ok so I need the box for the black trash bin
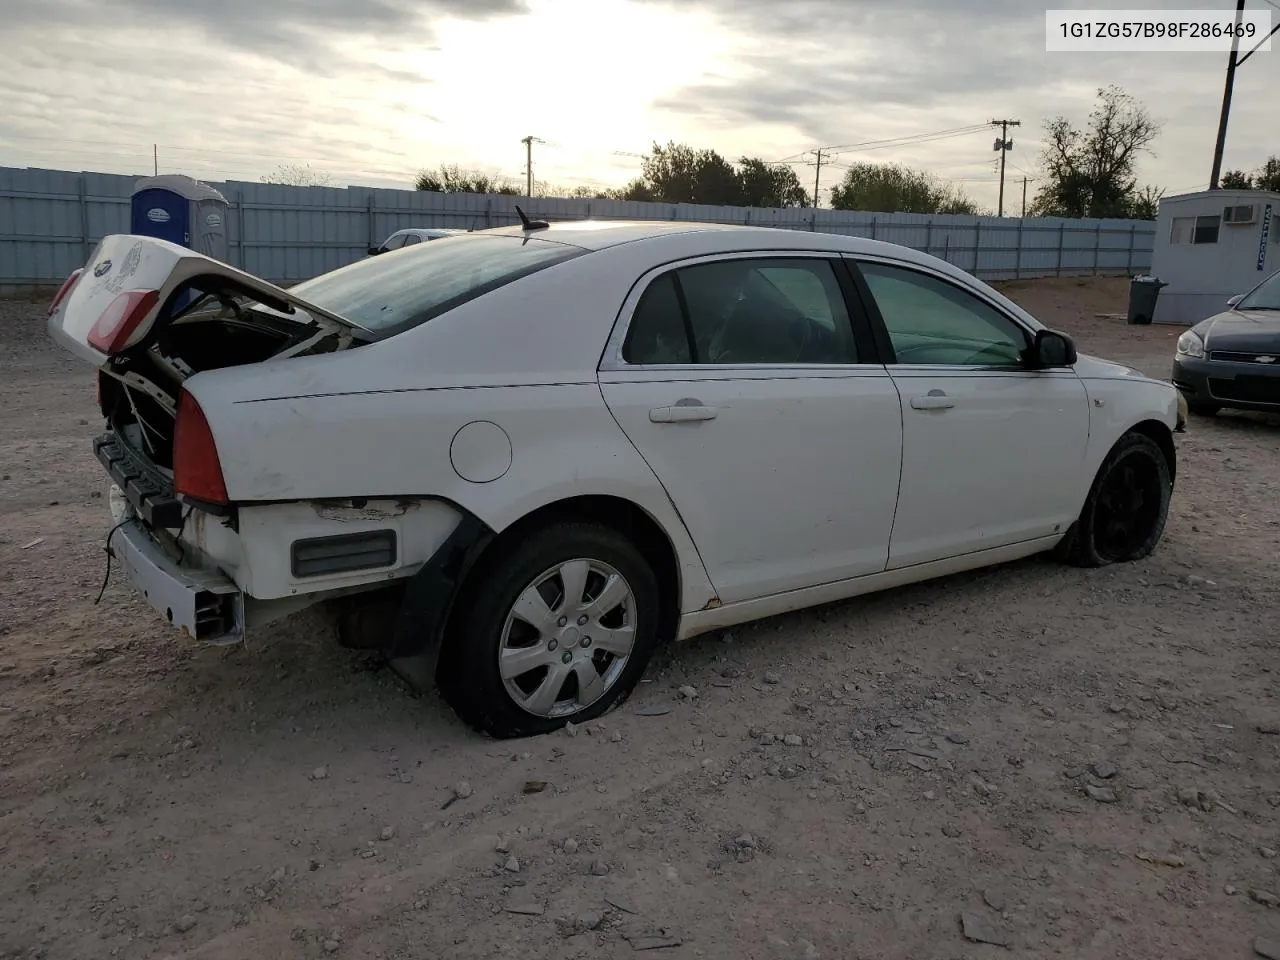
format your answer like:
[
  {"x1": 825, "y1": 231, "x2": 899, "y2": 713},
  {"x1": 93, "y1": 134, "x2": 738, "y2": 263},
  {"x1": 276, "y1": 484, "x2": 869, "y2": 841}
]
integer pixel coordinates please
[{"x1": 1127, "y1": 275, "x2": 1167, "y2": 325}]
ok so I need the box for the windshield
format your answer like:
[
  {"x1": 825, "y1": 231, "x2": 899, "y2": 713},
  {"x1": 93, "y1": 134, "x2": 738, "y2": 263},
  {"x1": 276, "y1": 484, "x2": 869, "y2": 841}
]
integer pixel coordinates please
[
  {"x1": 1238, "y1": 269, "x2": 1280, "y2": 311},
  {"x1": 289, "y1": 234, "x2": 584, "y2": 336}
]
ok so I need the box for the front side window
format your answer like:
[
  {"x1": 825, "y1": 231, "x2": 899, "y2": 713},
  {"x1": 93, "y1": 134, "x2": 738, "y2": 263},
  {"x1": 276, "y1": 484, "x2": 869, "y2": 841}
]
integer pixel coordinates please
[
  {"x1": 623, "y1": 257, "x2": 857, "y2": 365},
  {"x1": 400, "y1": 234, "x2": 423, "y2": 247},
  {"x1": 291, "y1": 234, "x2": 583, "y2": 337},
  {"x1": 857, "y1": 261, "x2": 1028, "y2": 367}
]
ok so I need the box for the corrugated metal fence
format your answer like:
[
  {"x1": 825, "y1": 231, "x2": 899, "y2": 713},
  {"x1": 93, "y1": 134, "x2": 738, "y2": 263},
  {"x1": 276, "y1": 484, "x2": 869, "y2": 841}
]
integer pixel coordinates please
[{"x1": 0, "y1": 166, "x2": 1156, "y2": 291}]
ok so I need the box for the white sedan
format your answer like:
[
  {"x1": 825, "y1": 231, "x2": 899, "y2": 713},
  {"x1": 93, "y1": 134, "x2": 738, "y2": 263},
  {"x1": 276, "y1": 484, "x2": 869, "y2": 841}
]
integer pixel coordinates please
[{"x1": 47, "y1": 218, "x2": 1178, "y2": 738}]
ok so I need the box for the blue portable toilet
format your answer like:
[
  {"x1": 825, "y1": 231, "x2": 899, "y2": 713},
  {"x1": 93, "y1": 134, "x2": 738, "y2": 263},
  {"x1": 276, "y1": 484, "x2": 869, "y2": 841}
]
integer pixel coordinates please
[{"x1": 130, "y1": 174, "x2": 229, "y2": 263}]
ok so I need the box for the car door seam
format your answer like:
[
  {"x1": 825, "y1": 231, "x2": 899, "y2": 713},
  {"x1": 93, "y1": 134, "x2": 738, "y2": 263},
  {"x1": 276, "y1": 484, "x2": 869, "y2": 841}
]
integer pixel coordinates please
[
  {"x1": 883, "y1": 370, "x2": 907, "y2": 574},
  {"x1": 592, "y1": 379, "x2": 721, "y2": 602}
]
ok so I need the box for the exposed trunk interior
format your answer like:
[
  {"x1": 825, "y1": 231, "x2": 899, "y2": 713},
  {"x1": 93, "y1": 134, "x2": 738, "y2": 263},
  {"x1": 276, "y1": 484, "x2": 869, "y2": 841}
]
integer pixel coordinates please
[{"x1": 100, "y1": 291, "x2": 358, "y2": 472}]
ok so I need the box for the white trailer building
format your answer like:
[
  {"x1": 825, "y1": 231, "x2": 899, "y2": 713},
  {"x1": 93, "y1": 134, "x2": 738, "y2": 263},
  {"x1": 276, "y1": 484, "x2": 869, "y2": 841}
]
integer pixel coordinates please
[{"x1": 1150, "y1": 189, "x2": 1279, "y2": 325}]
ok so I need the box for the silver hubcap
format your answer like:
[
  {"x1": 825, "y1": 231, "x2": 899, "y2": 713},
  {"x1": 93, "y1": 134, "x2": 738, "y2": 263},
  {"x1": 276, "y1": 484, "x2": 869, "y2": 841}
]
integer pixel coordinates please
[{"x1": 499, "y1": 558, "x2": 637, "y2": 718}]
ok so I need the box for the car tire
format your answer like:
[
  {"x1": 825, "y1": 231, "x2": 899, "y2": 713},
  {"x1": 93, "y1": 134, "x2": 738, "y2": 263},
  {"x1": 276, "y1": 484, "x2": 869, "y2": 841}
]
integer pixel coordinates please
[
  {"x1": 1187, "y1": 399, "x2": 1221, "y2": 416},
  {"x1": 1055, "y1": 431, "x2": 1172, "y2": 568},
  {"x1": 437, "y1": 522, "x2": 662, "y2": 739}
]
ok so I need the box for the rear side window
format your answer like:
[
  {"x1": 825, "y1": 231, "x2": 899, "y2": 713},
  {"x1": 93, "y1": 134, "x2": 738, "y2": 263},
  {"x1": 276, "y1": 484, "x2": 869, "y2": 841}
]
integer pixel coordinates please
[
  {"x1": 623, "y1": 257, "x2": 858, "y2": 365},
  {"x1": 623, "y1": 274, "x2": 692, "y2": 364},
  {"x1": 291, "y1": 234, "x2": 583, "y2": 337}
]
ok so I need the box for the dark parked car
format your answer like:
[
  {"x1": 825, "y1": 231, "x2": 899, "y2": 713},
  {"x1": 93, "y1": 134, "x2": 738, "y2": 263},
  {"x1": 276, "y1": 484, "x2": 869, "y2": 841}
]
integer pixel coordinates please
[{"x1": 1173, "y1": 268, "x2": 1280, "y2": 416}]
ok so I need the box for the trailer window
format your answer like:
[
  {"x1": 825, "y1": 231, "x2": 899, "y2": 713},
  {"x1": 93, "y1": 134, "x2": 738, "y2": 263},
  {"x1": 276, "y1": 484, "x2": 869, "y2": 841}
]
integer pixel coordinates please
[{"x1": 1170, "y1": 215, "x2": 1220, "y2": 245}]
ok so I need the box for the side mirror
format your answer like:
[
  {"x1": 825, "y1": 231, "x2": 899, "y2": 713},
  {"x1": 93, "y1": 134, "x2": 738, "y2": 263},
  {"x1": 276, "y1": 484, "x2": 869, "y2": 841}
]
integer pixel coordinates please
[
  {"x1": 367, "y1": 246, "x2": 381, "y2": 256},
  {"x1": 1227, "y1": 294, "x2": 1243, "y2": 308},
  {"x1": 1026, "y1": 329, "x2": 1077, "y2": 369}
]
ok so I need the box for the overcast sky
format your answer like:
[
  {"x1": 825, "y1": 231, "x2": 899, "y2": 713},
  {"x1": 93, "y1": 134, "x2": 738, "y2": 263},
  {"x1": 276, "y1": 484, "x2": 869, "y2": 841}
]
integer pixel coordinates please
[{"x1": 0, "y1": 0, "x2": 1275, "y2": 211}]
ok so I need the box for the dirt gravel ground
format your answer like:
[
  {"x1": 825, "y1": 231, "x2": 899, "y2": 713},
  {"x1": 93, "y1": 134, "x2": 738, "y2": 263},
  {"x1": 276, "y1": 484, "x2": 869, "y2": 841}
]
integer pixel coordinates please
[{"x1": 3, "y1": 276, "x2": 1280, "y2": 960}]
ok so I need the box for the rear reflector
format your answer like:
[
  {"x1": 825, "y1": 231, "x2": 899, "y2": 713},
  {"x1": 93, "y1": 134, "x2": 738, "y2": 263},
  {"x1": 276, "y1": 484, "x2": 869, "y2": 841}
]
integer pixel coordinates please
[
  {"x1": 173, "y1": 391, "x2": 229, "y2": 505},
  {"x1": 87, "y1": 289, "x2": 160, "y2": 355},
  {"x1": 48, "y1": 268, "x2": 84, "y2": 317},
  {"x1": 291, "y1": 530, "x2": 398, "y2": 578}
]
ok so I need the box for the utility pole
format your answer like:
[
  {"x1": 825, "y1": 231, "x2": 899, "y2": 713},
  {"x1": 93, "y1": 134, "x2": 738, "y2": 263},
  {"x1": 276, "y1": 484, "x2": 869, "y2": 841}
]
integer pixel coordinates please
[
  {"x1": 153, "y1": 144, "x2": 158, "y2": 176},
  {"x1": 990, "y1": 119, "x2": 1021, "y2": 217},
  {"x1": 1209, "y1": 0, "x2": 1247, "y2": 189},
  {"x1": 520, "y1": 135, "x2": 544, "y2": 198},
  {"x1": 812, "y1": 148, "x2": 823, "y2": 209},
  {"x1": 1021, "y1": 177, "x2": 1028, "y2": 218}
]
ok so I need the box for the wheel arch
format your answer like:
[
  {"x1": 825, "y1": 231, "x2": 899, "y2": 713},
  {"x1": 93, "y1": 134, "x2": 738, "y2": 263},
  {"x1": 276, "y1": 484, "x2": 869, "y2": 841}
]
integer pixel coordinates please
[
  {"x1": 375, "y1": 492, "x2": 688, "y2": 689},
  {"x1": 457, "y1": 494, "x2": 683, "y2": 650},
  {"x1": 1127, "y1": 417, "x2": 1177, "y2": 483}
]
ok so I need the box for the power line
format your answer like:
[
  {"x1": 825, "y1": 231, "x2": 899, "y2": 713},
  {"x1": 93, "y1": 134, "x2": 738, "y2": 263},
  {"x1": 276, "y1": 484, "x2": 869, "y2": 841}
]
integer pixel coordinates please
[{"x1": 820, "y1": 124, "x2": 990, "y2": 152}]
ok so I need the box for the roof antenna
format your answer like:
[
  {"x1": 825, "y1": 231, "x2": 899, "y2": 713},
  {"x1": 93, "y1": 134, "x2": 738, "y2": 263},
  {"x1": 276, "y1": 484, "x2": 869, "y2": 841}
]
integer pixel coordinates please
[{"x1": 514, "y1": 204, "x2": 549, "y2": 231}]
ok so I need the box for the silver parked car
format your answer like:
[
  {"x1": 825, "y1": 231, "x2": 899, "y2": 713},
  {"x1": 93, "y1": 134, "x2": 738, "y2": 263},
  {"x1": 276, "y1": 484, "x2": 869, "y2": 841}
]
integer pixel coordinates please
[{"x1": 368, "y1": 227, "x2": 466, "y2": 256}]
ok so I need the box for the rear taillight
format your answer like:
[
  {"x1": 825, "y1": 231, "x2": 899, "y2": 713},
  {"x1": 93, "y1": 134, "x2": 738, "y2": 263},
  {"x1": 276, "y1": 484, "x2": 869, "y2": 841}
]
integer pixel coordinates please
[
  {"x1": 87, "y1": 289, "x2": 160, "y2": 355},
  {"x1": 47, "y1": 268, "x2": 83, "y2": 317},
  {"x1": 174, "y1": 391, "x2": 229, "y2": 505}
]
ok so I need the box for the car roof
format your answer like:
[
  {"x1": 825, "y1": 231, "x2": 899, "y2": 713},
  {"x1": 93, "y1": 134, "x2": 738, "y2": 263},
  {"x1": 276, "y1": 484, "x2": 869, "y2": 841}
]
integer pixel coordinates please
[
  {"x1": 477, "y1": 219, "x2": 937, "y2": 259},
  {"x1": 480, "y1": 219, "x2": 757, "y2": 251},
  {"x1": 392, "y1": 227, "x2": 464, "y2": 237}
]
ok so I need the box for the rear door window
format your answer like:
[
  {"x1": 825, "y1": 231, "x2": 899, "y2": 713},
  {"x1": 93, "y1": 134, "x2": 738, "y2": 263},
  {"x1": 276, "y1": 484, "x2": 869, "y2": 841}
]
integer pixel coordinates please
[{"x1": 623, "y1": 257, "x2": 858, "y2": 365}]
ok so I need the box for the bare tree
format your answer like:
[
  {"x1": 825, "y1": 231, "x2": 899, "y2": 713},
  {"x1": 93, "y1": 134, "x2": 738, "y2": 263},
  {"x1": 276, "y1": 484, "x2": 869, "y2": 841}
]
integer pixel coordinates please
[
  {"x1": 262, "y1": 163, "x2": 333, "y2": 187},
  {"x1": 415, "y1": 164, "x2": 519, "y2": 195},
  {"x1": 533, "y1": 183, "x2": 611, "y2": 200},
  {"x1": 1030, "y1": 86, "x2": 1161, "y2": 219}
]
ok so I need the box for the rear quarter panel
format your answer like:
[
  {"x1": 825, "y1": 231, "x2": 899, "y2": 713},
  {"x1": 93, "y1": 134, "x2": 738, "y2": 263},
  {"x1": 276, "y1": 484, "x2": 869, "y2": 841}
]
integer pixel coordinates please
[{"x1": 198, "y1": 381, "x2": 718, "y2": 615}]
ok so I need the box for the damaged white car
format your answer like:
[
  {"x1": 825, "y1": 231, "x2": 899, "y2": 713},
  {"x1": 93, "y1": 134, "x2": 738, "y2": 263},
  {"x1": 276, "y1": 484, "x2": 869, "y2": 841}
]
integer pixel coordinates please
[{"x1": 48, "y1": 217, "x2": 1179, "y2": 738}]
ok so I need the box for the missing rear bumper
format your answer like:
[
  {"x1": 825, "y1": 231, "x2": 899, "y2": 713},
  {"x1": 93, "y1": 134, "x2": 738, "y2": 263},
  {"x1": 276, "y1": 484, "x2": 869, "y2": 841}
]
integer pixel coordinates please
[{"x1": 110, "y1": 519, "x2": 244, "y2": 644}]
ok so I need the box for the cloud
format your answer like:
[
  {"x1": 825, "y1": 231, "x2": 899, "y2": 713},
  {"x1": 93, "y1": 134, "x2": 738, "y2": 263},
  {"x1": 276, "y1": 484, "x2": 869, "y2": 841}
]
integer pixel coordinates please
[
  {"x1": 4, "y1": 0, "x2": 526, "y2": 59},
  {"x1": 633, "y1": 0, "x2": 1278, "y2": 199},
  {"x1": 0, "y1": 0, "x2": 1273, "y2": 204}
]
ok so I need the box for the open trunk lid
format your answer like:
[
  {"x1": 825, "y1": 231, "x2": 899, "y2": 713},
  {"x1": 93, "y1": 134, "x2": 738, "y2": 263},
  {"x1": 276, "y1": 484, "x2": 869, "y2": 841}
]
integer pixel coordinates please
[
  {"x1": 48, "y1": 234, "x2": 371, "y2": 367},
  {"x1": 50, "y1": 235, "x2": 376, "y2": 504}
]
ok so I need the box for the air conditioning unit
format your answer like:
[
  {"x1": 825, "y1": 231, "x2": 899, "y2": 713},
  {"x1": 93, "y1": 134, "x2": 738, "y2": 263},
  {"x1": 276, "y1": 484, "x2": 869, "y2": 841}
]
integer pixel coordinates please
[{"x1": 1223, "y1": 204, "x2": 1256, "y2": 225}]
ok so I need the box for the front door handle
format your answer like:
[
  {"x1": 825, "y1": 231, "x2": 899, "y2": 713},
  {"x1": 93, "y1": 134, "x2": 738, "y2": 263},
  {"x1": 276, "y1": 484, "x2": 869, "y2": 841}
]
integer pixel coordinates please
[
  {"x1": 909, "y1": 391, "x2": 955, "y2": 411},
  {"x1": 649, "y1": 400, "x2": 719, "y2": 423}
]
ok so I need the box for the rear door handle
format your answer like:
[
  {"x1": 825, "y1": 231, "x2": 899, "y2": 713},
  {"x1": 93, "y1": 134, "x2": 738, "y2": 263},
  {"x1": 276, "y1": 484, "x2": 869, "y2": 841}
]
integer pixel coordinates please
[
  {"x1": 649, "y1": 401, "x2": 719, "y2": 423},
  {"x1": 909, "y1": 392, "x2": 955, "y2": 411}
]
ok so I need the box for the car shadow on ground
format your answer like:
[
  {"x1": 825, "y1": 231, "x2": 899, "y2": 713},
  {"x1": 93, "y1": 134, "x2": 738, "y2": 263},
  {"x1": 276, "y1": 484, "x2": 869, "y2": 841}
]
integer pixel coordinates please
[
  {"x1": 118, "y1": 551, "x2": 1076, "y2": 752},
  {"x1": 1196, "y1": 409, "x2": 1280, "y2": 434}
]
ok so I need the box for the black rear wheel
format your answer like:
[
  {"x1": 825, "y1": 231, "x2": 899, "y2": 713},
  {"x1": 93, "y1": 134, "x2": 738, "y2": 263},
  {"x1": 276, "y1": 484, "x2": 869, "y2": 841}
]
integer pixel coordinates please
[
  {"x1": 1057, "y1": 431, "x2": 1172, "y2": 568},
  {"x1": 1187, "y1": 399, "x2": 1221, "y2": 416}
]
